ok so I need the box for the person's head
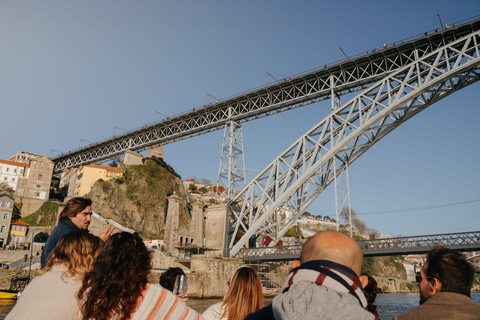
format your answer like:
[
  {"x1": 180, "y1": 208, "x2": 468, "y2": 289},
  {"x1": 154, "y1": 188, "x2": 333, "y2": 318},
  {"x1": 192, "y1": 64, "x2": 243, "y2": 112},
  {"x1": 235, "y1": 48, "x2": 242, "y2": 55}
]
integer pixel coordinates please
[
  {"x1": 59, "y1": 197, "x2": 92, "y2": 230},
  {"x1": 159, "y1": 267, "x2": 186, "y2": 292},
  {"x1": 220, "y1": 266, "x2": 264, "y2": 320},
  {"x1": 300, "y1": 231, "x2": 364, "y2": 276},
  {"x1": 78, "y1": 232, "x2": 152, "y2": 320},
  {"x1": 40, "y1": 231, "x2": 102, "y2": 280},
  {"x1": 418, "y1": 246, "x2": 474, "y2": 304},
  {"x1": 360, "y1": 273, "x2": 378, "y2": 313}
]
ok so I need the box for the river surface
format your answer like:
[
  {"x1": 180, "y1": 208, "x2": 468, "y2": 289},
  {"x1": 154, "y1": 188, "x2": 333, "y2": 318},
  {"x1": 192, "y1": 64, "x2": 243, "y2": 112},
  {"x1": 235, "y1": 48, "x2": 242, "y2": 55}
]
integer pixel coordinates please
[{"x1": 1, "y1": 292, "x2": 479, "y2": 319}]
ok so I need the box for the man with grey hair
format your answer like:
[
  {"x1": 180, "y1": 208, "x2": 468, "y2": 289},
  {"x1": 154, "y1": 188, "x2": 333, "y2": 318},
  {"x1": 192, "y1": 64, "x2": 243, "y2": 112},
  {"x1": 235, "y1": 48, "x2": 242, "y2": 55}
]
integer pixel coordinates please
[{"x1": 245, "y1": 231, "x2": 374, "y2": 320}]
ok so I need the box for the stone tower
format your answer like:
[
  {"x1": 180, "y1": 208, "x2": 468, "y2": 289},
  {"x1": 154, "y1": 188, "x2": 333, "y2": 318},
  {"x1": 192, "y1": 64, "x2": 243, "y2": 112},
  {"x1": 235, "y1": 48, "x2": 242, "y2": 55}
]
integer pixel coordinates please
[
  {"x1": 191, "y1": 201, "x2": 204, "y2": 246},
  {"x1": 164, "y1": 193, "x2": 181, "y2": 252}
]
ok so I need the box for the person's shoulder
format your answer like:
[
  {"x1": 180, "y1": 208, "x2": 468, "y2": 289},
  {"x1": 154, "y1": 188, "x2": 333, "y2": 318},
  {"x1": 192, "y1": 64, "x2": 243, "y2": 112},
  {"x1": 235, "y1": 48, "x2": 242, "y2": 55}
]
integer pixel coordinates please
[{"x1": 244, "y1": 304, "x2": 274, "y2": 320}]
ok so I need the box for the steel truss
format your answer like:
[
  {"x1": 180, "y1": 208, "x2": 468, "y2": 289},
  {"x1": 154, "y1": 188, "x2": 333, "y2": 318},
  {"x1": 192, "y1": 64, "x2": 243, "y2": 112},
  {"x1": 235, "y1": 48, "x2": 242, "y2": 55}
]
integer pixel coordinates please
[
  {"x1": 225, "y1": 30, "x2": 480, "y2": 257},
  {"x1": 216, "y1": 121, "x2": 247, "y2": 200},
  {"x1": 52, "y1": 19, "x2": 480, "y2": 173},
  {"x1": 237, "y1": 231, "x2": 480, "y2": 261}
]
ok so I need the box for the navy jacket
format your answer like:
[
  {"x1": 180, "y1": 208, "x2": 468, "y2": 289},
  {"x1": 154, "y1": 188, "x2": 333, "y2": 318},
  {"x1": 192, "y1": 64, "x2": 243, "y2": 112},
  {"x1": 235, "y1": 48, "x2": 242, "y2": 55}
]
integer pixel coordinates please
[{"x1": 40, "y1": 219, "x2": 81, "y2": 268}]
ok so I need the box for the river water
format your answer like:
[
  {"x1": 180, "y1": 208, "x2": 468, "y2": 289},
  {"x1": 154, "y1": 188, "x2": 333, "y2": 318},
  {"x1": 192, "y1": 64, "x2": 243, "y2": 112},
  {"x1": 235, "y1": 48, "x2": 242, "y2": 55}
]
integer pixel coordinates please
[{"x1": 1, "y1": 292, "x2": 479, "y2": 319}]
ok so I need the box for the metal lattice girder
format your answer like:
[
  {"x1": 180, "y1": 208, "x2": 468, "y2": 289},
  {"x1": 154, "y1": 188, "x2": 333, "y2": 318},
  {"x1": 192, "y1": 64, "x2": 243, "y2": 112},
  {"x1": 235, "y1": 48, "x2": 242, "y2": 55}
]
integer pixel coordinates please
[
  {"x1": 236, "y1": 231, "x2": 480, "y2": 260},
  {"x1": 225, "y1": 29, "x2": 480, "y2": 257},
  {"x1": 216, "y1": 121, "x2": 247, "y2": 199},
  {"x1": 51, "y1": 19, "x2": 480, "y2": 173}
]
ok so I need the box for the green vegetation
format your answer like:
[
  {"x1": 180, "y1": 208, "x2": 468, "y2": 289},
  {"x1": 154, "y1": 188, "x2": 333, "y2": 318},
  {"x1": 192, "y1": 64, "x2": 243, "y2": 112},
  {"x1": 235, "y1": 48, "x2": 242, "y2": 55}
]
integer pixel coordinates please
[
  {"x1": 21, "y1": 201, "x2": 60, "y2": 226},
  {"x1": 12, "y1": 203, "x2": 22, "y2": 222},
  {"x1": 0, "y1": 182, "x2": 14, "y2": 197},
  {"x1": 285, "y1": 225, "x2": 302, "y2": 237},
  {"x1": 406, "y1": 283, "x2": 418, "y2": 292}
]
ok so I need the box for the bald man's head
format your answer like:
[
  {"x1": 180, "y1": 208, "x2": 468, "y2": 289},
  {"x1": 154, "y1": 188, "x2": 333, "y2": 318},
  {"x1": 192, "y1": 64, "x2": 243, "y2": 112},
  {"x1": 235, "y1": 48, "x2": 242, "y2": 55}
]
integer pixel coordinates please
[{"x1": 300, "y1": 231, "x2": 364, "y2": 275}]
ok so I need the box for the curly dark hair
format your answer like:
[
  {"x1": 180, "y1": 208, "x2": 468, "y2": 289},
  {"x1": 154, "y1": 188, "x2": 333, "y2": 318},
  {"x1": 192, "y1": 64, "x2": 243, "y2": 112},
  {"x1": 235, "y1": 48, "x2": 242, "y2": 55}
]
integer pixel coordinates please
[
  {"x1": 361, "y1": 273, "x2": 378, "y2": 313},
  {"x1": 159, "y1": 267, "x2": 185, "y2": 292},
  {"x1": 77, "y1": 232, "x2": 152, "y2": 320}
]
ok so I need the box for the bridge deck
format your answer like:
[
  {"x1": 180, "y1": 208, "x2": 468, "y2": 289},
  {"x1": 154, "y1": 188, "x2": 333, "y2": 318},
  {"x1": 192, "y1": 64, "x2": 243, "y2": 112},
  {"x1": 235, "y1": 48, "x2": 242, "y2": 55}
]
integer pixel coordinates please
[
  {"x1": 52, "y1": 17, "x2": 480, "y2": 172},
  {"x1": 237, "y1": 231, "x2": 480, "y2": 261}
]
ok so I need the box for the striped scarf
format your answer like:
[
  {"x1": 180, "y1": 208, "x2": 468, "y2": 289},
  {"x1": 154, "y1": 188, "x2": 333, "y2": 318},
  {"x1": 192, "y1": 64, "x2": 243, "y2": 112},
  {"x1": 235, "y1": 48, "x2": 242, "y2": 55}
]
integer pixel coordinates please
[{"x1": 281, "y1": 260, "x2": 368, "y2": 309}]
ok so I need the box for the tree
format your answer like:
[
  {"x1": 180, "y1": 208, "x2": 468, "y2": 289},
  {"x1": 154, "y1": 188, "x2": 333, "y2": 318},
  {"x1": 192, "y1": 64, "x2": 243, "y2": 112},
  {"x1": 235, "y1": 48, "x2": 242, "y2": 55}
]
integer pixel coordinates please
[
  {"x1": 109, "y1": 159, "x2": 120, "y2": 167},
  {"x1": 198, "y1": 187, "x2": 208, "y2": 194},
  {"x1": 189, "y1": 176, "x2": 198, "y2": 183},
  {"x1": 188, "y1": 183, "x2": 197, "y2": 193},
  {"x1": 324, "y1": 216, "x2": 330, "y2": 221},
  {"x1": 0, "y1": 182, "x2": 14, "y2": 197},
  {"x1": 316, "y1": 214, "x2": 322, "y2": 219},
  {"x1": 302, "y1": 211, "x2": 312, "y2": 217},
  {"x1": 12, "y1": 202, "x2": 21, "y2": 222},
  {"x1": 200, "y1": 178, "x2": 211, "y2": 186}
]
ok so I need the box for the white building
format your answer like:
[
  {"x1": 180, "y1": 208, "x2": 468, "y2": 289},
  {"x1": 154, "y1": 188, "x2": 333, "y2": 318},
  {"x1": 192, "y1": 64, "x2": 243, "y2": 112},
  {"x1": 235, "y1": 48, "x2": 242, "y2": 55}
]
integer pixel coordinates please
[
  {"x1": 0, "y1": 160, "x2": 28, "y2": 191},
  {"x1": 9, "y1": 151, "x2": 42, "y2": 164}
]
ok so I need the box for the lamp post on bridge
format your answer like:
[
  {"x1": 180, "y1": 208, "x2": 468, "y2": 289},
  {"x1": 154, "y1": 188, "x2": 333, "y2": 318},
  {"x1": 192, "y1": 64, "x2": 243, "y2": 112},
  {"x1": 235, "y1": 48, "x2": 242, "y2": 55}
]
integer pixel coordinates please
[
  {"x1": 50, "y1": 149, "x2": 61, "y2": 158},
  {"x1": 113, "y1": 126, "x2": 127, "y2": 137},
  {"x1": 78, "y1": 138, "x2": 92, "y2": 148},
  {"x1": 154, "y1": 111, "x2": 167, "y2": 125}
]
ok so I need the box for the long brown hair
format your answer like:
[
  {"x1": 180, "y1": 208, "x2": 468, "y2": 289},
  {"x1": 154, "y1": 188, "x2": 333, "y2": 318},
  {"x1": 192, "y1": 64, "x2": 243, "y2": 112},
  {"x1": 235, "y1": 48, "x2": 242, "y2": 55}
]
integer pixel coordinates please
[
  {"x1": 220, "y1": 266, "x2": 264, "y2": 320},
  {"x1": 77, "y1": 232, "x2": 152, "y2": 320},
  {"x1": 39, "y1": 231, "x2": 101, "y2": 280}
]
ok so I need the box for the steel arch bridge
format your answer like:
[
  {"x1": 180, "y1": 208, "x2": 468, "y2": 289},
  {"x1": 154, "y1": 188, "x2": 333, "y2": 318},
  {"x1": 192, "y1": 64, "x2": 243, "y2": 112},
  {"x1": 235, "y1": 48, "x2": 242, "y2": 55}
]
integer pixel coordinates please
[
  {"x1": 224, "y1": 27, "x2": 480, "y2": 257},
  {"x1": 51, "y1": 18, "x2": 480, "y2": 173}
]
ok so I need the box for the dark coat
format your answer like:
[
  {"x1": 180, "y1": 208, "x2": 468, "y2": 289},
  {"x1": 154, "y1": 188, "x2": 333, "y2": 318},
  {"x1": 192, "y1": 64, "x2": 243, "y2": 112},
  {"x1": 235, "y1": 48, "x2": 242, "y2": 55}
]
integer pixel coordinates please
[
  {"x1": 393, "y1": 292, "x2": 480, "y2": 320},
  {"x1": 40, "y1": 219, "x2": 81, "y2": 268}
]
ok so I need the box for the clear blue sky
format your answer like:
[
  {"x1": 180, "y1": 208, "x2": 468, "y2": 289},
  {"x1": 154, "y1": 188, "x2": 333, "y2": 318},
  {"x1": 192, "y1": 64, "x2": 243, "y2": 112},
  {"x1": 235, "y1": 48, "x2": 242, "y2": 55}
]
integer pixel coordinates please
[{"x1": 1, "y1": 0, "x2": 480, "y2": 237}]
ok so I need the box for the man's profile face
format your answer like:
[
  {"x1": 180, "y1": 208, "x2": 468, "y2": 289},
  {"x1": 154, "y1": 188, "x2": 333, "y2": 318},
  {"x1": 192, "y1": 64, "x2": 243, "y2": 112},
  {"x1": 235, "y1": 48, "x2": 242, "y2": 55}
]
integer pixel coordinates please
[
  {"x1": 69, "y1": 206, "x2": 92, "y2": 230},
  {"x1": 419, "y1": 263, "x2": 433, "y2": 304}
]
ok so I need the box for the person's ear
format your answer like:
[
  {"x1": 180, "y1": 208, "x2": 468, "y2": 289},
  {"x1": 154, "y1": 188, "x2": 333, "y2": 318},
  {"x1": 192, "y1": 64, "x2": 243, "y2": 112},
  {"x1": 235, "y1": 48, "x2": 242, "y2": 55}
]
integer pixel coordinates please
[
  {"x1": 431, "y1": 278, "x2": 442, "y2": 294},
  {"x1": 291, "y1": 260, "x2": 300, "y2": 269},
  {"x1": 359, "y1": 275, "x2": 369, "y2": 288}
]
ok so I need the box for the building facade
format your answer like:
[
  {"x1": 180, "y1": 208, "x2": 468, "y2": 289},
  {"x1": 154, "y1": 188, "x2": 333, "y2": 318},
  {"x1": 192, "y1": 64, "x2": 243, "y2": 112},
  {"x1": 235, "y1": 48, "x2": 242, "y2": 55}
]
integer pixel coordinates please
[
  {"x1": 15, "y1": 156, "x2": 54, "y2": 200},
  {"x1": 59, "y1": 164, "x2": 123, "y2": 200},
  {"x1": 9, "y1": 220, "x2": 30, "y2": 248},
  {"x1": 0, "y1": 160, "x2": 28, "y2": 192},
  {"x1": 0, "y1": 193, "x2": 14, "y2": 247},
  {"x1": 9, "y1": 151, "x2": 42, "y2": 164}
]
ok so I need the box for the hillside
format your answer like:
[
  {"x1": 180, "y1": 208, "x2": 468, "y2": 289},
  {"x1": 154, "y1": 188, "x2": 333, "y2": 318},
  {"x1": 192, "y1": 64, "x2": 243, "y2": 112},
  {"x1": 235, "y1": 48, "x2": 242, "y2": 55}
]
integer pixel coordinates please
[
  {"x1": 88, "y1": 157, "x2": 190, "y2": 239},
  {"x1": 21, "y1": 201, "x2": 59, "y2": 226}
]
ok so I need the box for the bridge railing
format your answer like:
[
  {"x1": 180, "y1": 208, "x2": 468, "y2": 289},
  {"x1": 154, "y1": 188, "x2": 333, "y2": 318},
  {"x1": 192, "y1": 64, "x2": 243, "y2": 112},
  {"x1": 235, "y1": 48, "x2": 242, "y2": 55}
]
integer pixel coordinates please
[{"x1": 237, "y1": 231, "x2": 480, "y2": 260}]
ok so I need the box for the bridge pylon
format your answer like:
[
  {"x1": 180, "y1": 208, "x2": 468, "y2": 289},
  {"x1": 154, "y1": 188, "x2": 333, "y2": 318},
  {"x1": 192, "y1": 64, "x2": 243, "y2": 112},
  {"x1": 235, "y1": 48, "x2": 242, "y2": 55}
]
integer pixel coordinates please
[{"x1": 215, "y1": 120, "x2": 247, "y2": 202}]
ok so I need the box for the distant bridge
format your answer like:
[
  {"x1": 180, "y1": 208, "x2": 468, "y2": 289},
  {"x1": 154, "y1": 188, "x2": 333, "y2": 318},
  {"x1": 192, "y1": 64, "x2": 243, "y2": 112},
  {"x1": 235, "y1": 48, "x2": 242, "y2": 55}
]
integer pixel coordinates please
[{"x1": 236, "y1": 231, "x2": 480, "y2": 261}]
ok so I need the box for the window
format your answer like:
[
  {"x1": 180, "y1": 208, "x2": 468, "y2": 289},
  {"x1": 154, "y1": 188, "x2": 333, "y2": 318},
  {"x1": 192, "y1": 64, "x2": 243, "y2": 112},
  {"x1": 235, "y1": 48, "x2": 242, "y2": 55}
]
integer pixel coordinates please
[
  {"x1": 5, "y1": 202, "x2": 10, "y2": 208},
  {"x1": 5, "y1": 168, "x2": 8, "y2": 172},
  {"x1": 3, "y1": 213, "x2": 8, "y2": 219},
  {"x1": 3, "y1": 177, "x2": 6, "y2": 181},
  {"x1": 0, "y1": 201, "x2": 2, "y2": 207},
  {"x1": 110, "y1": 172, "x2": 117, "y2": 178},
  {"x1": 13, "y1": 169, "x2": 16, "y2": 173},
  {"x1": 11, "y1": 178, "x2": 15, "y2": 181},
  {"x1": 38, "y1": 174, "x2": 43, "y2": 181},
  {"x1": 20, "y1": 169, "x2": 23, "y2": 174},
  {"x1": 36, "y1": 184, "x2": 41, "y2": 188},
  {"x1": 0, "y1": 226, "x2": 4, "y2": 233},
  {"x1": 34, "y1": 192, "x2": 40, "y2": 197}
]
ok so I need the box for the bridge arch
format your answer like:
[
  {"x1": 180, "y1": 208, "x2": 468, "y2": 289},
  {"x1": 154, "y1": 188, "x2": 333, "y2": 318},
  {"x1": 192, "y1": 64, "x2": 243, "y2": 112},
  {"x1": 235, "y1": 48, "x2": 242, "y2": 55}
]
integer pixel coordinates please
[{"x1": 225, "y1": 30, "x2": 480, "y2": 257}]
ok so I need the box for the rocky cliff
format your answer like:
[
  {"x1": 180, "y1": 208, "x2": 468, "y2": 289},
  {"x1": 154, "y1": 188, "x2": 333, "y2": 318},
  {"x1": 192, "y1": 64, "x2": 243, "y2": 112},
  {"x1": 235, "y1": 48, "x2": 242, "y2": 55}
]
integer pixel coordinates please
[{"x1": 88, "y1": 157, "x2": 191, "y2": 239}]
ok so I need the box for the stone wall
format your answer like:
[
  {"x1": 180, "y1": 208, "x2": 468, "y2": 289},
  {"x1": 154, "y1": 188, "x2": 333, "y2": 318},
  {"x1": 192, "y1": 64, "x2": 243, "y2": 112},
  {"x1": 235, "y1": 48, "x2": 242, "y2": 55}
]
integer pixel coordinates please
[
  {"x1": 13, "y1": 196, "x2": 46, "y2": 217},
  {"x1": 124, "y1": 150, "x2": 143, "y2": 166},
  {"x1": 376, "y1": 276, "x2": 418, "y2": 293}
]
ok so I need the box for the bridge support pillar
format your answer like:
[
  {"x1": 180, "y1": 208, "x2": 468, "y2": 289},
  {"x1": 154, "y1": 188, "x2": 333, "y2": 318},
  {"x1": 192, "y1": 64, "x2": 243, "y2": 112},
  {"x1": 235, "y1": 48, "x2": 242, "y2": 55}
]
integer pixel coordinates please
[
  {"x1": 204, "y1": 204, "x2": 227, "y2": 253},
  {"x1": 147, "y1": 145, "x2": 164, "y2": 159},
  {"x1": 164, "y1": 194, "x2": 181, "y2": 253},
  {"x1": 191, "y1": 201, "x2": 205, "y2": 247}
]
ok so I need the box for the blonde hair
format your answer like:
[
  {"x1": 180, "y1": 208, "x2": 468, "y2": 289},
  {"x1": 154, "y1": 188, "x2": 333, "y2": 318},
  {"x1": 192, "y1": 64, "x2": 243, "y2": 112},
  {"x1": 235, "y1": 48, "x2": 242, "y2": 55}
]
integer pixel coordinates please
[
  {"x1": 39, "y1": 231, "x2": 101, "y2": 280},
  {"x1": 219, "y1": 267, "x2": 264, "y2": 320}
]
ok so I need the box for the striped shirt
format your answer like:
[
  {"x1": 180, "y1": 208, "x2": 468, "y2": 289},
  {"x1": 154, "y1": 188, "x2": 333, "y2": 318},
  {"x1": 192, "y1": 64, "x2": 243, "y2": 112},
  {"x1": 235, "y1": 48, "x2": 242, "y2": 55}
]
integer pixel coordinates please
[{"x1": 76, "y1": 284, "x2": 203, "y2": 320}]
